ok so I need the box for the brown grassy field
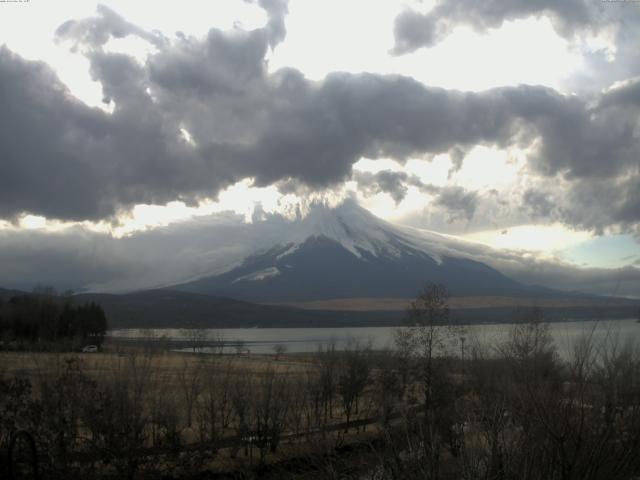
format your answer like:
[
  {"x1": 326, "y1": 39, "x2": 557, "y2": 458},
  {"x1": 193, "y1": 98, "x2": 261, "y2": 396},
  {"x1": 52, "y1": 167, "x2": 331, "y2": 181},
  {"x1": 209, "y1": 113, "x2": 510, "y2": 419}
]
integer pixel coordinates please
[
  {"x1": 3, "y1": 321, "x2": 640, "y2": 479},
  {"x1": 268, "y1": 295, "x2": 636, "y2": 311},
  {"x1": 0, "y1": 345, "x2": 386, "y2": 478},
  {"x1": 0, "y1": 349, "x2": 313, "y2": 385}
]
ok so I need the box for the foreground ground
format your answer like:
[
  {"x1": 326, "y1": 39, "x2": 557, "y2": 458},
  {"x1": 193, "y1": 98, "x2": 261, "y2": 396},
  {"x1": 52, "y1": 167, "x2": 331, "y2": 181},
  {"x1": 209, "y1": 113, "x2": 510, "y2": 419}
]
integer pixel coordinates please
[{"x1": 2, "y1": 322, "x2": 640, "y2": 479}]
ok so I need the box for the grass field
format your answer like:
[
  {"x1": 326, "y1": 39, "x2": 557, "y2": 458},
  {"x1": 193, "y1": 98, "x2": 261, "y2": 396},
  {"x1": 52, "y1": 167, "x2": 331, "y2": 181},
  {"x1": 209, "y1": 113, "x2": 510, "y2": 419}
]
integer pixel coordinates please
[
  {"x1": 269, "y1": 295, "x2": 638, "y2": 311},
  {"x1": 3, "y1": 321, "x2": 640, "y2": 479}
]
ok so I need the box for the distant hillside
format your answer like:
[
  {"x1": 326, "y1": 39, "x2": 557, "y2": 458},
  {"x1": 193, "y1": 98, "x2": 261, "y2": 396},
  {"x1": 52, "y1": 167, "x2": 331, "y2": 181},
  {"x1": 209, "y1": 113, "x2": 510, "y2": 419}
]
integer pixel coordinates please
[
  {"x1": 72, "y1": 289, "x2": 400, "y2": 329},
  {"x1": 0, "y1": 287, "x2": 27, "y2": 300},
  {"x1": 62, "y1": 290, "x2": 640, "y2": 328},
  {"x1": 272, "y1": 296, "x2": 639, "y2": 311},
  {"x1": 48, "y1": 290, "x2": 638, "y2": 329},
  {"x1": 2, "y1": 287, "x2": 638, "y2": 329}
]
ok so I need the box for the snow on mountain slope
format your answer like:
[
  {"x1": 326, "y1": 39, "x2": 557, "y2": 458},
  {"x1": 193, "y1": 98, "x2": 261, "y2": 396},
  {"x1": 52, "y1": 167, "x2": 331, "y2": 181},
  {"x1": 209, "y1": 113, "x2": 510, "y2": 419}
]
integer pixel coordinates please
[
  {"x1": 282, "y1": 199, "x2": 444, "y2": 262},
  {"x1": 175, "y1": 199, "x2": 530, "y2": 301},
  {"x1": 275, "y1": 198, "x2": 510, "y2": 267},
  {"x1": 231, "y1": 266, "x2": 281, "y2": 283}
]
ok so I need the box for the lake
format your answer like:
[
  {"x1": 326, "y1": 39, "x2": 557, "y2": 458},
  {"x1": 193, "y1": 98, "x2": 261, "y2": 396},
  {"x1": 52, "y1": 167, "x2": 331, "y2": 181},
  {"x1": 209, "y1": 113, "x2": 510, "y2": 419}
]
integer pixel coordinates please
[{"x1": 109, "y1": 318, "x2": 640, "y2": 358}]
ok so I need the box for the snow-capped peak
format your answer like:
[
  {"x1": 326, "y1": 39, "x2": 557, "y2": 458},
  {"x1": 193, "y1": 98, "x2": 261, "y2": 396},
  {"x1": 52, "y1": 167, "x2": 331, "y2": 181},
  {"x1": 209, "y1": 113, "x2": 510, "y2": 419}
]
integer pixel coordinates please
[
  {"x1": 283, "y1": 199, "x2": 442, "y2": 262},
  {"x1": 172, "y1": 198, "x2": 534, "y2": 301}
]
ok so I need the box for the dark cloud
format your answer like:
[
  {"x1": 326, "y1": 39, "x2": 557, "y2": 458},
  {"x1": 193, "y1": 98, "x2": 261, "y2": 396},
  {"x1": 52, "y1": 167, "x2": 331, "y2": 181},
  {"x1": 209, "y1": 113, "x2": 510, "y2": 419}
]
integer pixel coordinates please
[
  {"x1": 447, "y1": 147, "x2": 466, "y2": 176},
  {"x1": 392, "y1": 0, "x2": 610, "y2": 55},
  {"x1": 254, "y1": 0, "x2": 289, "y2": 47},
  {"x1": 0, "y1": 45, "x2": 221, "y2": 222},
  {"x1": 435, "y1": 186, "x2": 478, "y2": 222},
  {"x1": 527, "y1": 86, "x2": 640, "y2": 180},
  {"x1": 522, "y1": 188, "x2": 558, "y2": 219},
  {"x1": 0, "y1": 5, "x2": 637, "y2": 238},
  {"x1": 143, "y1": 69, "x2": 637, "y2": 230},
  {"x1": 353, "y1": 170, "x2": 410, "y2": 204},
  {"x1": 353, "y1": 170, "x2": 433, "y2": 203},
  {"x1": 398, "y1": 189, "x2": 527, "y2": 235},
  {"x1": 353, "y1": 170, "x2": 479, "y2": 224},
  {"x1": 517, "y1": 174, "x2": 640, "y2": 238},
  {"x1": 559, "y1": 176, "x2": 640, "y2": 236}
]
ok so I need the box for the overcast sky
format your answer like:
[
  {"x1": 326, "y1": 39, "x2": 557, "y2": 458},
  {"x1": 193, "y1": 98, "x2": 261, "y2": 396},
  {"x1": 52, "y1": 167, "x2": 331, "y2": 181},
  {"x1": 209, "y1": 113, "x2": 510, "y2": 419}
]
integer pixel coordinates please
[{"x1": 0, "y1": 0, "x2": 639, "y2": 296}]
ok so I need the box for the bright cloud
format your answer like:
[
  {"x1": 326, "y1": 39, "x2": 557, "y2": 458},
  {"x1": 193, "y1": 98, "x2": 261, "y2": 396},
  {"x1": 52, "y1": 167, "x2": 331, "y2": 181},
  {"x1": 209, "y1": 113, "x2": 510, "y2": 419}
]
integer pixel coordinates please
[
  {"x1": 0, "y1": 0, "x2": 638, "y2": 292},
  {"x1": 463, "y1": 224, "x2": 593, "y2": 256}
]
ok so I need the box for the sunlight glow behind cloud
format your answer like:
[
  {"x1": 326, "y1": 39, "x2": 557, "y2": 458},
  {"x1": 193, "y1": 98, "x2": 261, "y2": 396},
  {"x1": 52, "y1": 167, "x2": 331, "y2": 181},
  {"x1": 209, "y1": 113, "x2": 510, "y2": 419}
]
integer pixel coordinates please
[
  {"x1": 463, "y1": 224, "x2": 593, "y2": 257},
  {"x1": 0, "y1": 0, "x2": 636, "y2": 273},
  {"x1": 271, "y1": 5, "x2": 581, "y2": 92}
]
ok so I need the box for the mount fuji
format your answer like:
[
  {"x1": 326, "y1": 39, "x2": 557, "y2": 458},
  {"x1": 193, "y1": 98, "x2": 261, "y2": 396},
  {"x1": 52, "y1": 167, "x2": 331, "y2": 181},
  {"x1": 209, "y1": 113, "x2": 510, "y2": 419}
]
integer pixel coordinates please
[{"x1": 174, "y1": 200, "x2": 538, "y2": 303}]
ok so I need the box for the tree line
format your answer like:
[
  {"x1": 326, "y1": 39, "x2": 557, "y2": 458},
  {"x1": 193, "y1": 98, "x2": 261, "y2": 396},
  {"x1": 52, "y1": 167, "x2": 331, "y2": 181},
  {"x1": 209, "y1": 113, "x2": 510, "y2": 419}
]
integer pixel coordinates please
[{"x1": 0, "y1": 287, "x2": 107, "y2": 349}]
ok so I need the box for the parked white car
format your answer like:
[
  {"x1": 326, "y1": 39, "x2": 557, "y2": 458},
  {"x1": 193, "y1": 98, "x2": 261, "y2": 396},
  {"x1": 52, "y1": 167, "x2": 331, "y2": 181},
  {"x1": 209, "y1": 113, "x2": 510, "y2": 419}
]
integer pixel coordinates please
[{"x1": 82, "y1": 345, "x2": 99, "y2": 353}]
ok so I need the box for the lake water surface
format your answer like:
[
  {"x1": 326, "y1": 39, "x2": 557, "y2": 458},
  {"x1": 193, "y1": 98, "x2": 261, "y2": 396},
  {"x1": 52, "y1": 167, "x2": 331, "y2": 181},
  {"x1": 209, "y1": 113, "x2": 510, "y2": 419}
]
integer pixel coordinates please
[{"x1": 109, "y1": 318, "x2": 640, "y2": 358}]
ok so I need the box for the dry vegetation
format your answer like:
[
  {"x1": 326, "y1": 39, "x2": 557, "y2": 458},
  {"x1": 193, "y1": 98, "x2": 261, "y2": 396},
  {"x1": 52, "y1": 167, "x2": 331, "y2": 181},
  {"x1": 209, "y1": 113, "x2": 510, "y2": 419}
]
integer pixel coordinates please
[
  {"x1": 2, "y1": 290, "x2": 640, "y2": 479},
  {"x1": 270, "y1": 295, "x2": 635, "y2": 311}
]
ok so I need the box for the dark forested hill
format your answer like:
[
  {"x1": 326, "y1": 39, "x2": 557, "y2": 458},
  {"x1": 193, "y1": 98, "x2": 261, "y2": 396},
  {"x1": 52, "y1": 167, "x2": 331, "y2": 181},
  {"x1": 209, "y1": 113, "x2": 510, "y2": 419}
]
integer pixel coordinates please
[{"x1": 72, "y1": 289, "x2": 401, "y2": 328}]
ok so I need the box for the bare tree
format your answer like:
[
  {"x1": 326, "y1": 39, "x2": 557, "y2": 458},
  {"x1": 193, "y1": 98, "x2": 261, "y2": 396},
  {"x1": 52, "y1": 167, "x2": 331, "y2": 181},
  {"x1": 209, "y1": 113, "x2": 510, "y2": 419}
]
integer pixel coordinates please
[
  {"x1": 252, "y1": 367, "x2": 291, "y2": 461},
  {"x1": 317, "y1": 342, "x2": 338, "y2": 425},
  {"x1": 234, "y1": 338, "x2": 247, "y2": 356},
  {"x1": 393, "y1": 283, "x2": 458, "y2": 478},
  {"x1": 211, "y1": 328, "x2": 225, "y2": 355},
  {"x1": 186, "y1": 324, "x2": 206, "y2": 353},
  {"x1": 373, "y1": 351, "x2": 402, "y2": 427},
  {"x1": 338, "y1": 341, "x2": 371, "y2": 432},
  {"x1": 196, "y1": 357, "x2": 235, "y2": 446},
  {"x1": 230, "y1": 371, "x2": 253, "y2": 459},
  {"x1": 286, "y1": 375, "x2": 309, "y2": 438},
  {"x1": 398, "y1": 284, "x2": 456, "y2": 406},
  {"x1": 177, "y1": 357, "x2": 203, "y2": 428},
  {"x1": 272, "y1": 343, "x2": 287, "y2": 361}
]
